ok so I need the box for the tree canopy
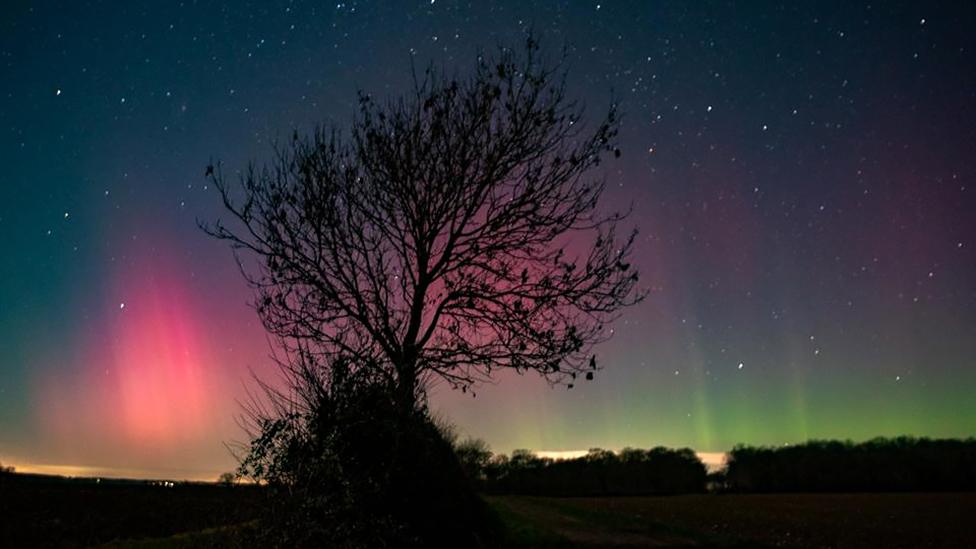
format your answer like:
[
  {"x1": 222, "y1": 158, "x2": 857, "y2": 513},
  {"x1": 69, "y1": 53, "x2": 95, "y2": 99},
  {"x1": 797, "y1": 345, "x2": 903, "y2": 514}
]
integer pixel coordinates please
[{"x1": 205, "y1": 37, "x2": 644, "y2": 411}]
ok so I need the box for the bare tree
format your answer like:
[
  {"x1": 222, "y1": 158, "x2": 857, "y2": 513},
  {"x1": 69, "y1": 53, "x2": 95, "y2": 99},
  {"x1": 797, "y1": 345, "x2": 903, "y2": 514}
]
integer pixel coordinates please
[{"x1": 204, "y1": 38, "x2": 644, "y2": 413}]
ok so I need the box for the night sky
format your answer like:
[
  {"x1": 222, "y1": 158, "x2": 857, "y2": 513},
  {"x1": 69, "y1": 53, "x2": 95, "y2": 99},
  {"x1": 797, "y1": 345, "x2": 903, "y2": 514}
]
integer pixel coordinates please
[{"x1": 2, "y1": 1, "x2": 974, "y2": 480}]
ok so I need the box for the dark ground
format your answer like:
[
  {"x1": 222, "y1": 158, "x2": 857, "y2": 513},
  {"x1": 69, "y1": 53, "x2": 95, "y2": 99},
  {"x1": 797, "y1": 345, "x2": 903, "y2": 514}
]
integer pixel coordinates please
[
  {"x1": 491, "y1": 493, "x2": 976, "y2": 548},
  {"x1": 2, "y1": 473, "x2": 974, "y2": 548},
  {"x1": 0, "y1": 473, "x2": 264, "y2": 548}
]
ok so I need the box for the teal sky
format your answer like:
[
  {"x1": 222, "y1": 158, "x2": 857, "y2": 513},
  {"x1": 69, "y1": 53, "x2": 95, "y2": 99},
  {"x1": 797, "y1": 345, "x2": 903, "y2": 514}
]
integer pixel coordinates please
[{"x1": 1, "y1": 1, "x2": 974, "y2": 479}]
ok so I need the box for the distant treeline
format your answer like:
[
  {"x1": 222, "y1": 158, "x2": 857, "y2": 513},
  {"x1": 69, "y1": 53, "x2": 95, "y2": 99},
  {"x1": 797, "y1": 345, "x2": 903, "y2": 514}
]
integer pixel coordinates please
[
  {"x1": 458, "y1": 444, "x2": 707, "y2": 496},
  {"x1": 723, "y1": 437, "x2": 976, "y2": 492},
  {"x1": 454, "y1": 436, "x2": 976, "y2": 496}
]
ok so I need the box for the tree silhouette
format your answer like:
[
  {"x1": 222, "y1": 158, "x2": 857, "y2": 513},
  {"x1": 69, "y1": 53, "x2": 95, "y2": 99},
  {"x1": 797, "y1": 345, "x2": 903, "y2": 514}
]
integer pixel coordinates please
[
  {"x1": 470, "y1": 446, "x2": 707, "y2": 496},
  {"x1": 454, "y1": 437, "x2": 493, "y2": 482},
  {"x1": 204, "y1": 37, "x2": 643, "y2": 412},
  {"x1": 724, "y1": 437, "x2": 976, "y2": 493},
  {"x1": 216, "y1": 472, "x2": 237, "y2": 486}
]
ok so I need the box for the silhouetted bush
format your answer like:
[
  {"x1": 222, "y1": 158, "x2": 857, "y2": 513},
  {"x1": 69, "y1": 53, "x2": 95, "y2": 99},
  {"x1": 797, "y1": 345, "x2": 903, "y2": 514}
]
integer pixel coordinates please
[
  {"x1": 471, "y1": 446, "x2": 707, "y2": 496},
  {"x1": 216, "y1": 471, "x2": 237, "y2": 486},
  {"x1": 724, "y1": 437, "x2": 976, "y2": 492},
  {"x1": 238, "y1": 357, "x2": 496, "y2": 548},
  {"x1": 455, "y1": 437, "x2": 494, "y2": 483},
  {"x1": 706, "y1": 470, "x2": 728, "y2": 492}
]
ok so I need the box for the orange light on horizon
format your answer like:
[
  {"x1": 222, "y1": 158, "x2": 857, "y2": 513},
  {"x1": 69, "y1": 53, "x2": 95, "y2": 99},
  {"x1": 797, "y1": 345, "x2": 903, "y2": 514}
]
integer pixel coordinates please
[
  {"x1": 2, "y1": 460, "x2": 227, "y2": 482},
  {"x1": 533, "y1": 449, "x2": 727, "y2": 471}
]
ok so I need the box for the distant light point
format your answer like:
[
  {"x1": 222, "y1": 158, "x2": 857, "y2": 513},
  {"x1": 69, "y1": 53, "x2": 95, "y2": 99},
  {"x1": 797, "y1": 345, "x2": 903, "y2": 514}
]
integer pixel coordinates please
[
  {"x1": 119, "y1": 302, "x2": 126, "y2": 310},
  {"x1": 56, "y1": 88, "x2": 62, "y2": 96},
  {"x1": 737, "y1": 362, "x2": 744, "y2": 369}
]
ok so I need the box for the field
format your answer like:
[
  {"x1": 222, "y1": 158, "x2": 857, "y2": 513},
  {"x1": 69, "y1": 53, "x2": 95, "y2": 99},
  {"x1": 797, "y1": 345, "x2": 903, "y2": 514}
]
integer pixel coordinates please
[
  {"x1": 0, "y1": 474, "x2": 264, "y2": 548},
  {"x1": 491, "y1": 493, "x2": 976, "y2": 548},
  {"x1": 2, "y1": 473, "x2": 974, "y2": 548}
]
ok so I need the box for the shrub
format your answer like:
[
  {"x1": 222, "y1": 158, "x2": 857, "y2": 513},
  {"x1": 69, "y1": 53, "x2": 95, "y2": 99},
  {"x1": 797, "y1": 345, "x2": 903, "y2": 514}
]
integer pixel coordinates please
[{"x1": 238, "y1": 357, "x2": 496, "y2": 547}]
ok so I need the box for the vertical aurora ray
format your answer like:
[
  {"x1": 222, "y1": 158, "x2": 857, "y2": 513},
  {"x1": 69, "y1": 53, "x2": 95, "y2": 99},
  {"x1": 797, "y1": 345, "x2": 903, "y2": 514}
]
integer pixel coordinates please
[
  {"x1": 670, "y1": 312, "x2": 715, "y2": 452},
  {"x1": 106, "y1": 251, "x2": 210, "y2": 445}
]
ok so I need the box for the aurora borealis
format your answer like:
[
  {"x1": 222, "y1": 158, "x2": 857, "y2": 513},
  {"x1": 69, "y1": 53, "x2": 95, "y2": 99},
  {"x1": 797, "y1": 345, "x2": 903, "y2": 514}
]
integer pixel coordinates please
[{"x1": 1, "y1": 2, "x2": 974, "y2": 480}]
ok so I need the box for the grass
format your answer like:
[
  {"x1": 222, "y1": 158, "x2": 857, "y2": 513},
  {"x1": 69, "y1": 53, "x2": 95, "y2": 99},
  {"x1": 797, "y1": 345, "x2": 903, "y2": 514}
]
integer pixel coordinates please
[
  {"x1": 488, "y1": 496, "x2": 720, "y2": 548},
  {"x1": 95, "y1": 522, "x2": 258, "y2": 549},
  {"x1": 489, "y1": 497, "x2": 573, "y2": 547}
]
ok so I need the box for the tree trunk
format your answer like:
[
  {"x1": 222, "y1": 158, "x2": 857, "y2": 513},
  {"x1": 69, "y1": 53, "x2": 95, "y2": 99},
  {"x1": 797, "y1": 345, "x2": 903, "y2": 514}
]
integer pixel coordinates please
[{"x1": 396, "y1": 363, "x2": 418, "y2": 415}]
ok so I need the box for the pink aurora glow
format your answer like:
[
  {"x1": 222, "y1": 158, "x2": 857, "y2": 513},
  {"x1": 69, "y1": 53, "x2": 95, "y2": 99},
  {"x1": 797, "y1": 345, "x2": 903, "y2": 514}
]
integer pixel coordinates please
[{"x1": 33, "y1": 242, "x2": 267, "y2": 470}]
